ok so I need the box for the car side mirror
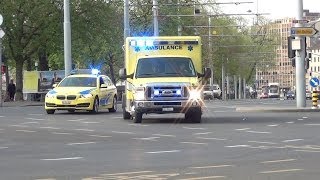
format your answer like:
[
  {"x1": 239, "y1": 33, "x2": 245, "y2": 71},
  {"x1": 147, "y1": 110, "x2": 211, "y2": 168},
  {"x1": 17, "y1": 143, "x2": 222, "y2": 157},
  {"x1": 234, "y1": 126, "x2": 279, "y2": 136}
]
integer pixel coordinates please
[
  {"x1": 119, "y1": 68, "x2": 133, "y2": 80},
  {"x1": 101, "y1": 84, "x2": 108, "y2": 88}
]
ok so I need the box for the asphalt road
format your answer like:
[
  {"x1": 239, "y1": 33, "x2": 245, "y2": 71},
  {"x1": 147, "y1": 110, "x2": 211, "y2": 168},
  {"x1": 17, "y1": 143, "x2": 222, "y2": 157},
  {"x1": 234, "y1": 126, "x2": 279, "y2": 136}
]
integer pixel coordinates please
[{"x1": 0, "y1": 99, "x2": 320, "y2": 180}]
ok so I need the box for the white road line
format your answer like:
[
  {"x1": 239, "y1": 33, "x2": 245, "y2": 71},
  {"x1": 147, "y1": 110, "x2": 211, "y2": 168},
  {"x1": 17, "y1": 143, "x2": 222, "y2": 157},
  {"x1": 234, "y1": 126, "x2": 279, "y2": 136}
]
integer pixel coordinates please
[
  {"x1": 302, "y1": 117, "x2": 308, "y2": 119},
  {"x1": 225, "y1": 145, "x2": 249, "y2": 148},
  {"x1": 0, "y1": 147, "x2": 9, "y2": 149},
  {"x1": 177, "y1": 176, "x2": 226, "y2": 180},
  {"x1": 145, "y1": 150, "x2": 181, "y2": 154},
  {"x1": 297, "y1": 119, "x2": 304, "y2": 121},
  {"x1": 28, "y1": 114, "x2": 43, "y2": 116},
  {"x1": 9, "y1": 125, "x2": 29, "y2": 128},
  {"x1": 246, "y1": 131, "x2": 271, "y2": 134},
  {"x1": 248, "y1": 141, "x2": 278, "y2": 145},
  {"x1": 112, "y1": 131, "x2": 135, "y2": 134},
  {"x1": 190, "y1": 165, "x2": 234, "y2": 169},
  {"x1": 67, "y1": 142, "x2": 96, "y2": 145},
  {"x1": 304, "y1": 124, "x2": 320, "y2": 126},
  {"x1": 193, "y1": 132, "x2": 212, "y2": 135},
  {"x1": 74, "y1": 129, "x2": 95, "y2": 132},
  {"x1": 267, "y1": 124, "x2": 279, "y2": 127},
  {"x1": 0, "y1": 128, "x2": 4, "y2": 131},
  {"x1": 282, "y1": 139, "x2": 304, "y2": 142},
  {"x1": 16, "y1": 130, "x2": 36, "y2": 133},
  {"x1": 100, "y1": 171, "x2": 153, "y2": 176},
  {"x1": 25, "y1": 117, "x2": 45, "y2": 121},
  {"x1": 180, "y1": 142, "x2": 208, "y2": 145},
  {"x1": 21, "y1": 122, "x2": 39, "y2": 124},
  {"x1": 261, "y1": 159, "x2": 296, "y2": 164},
  {"x1": 152, "y1": 134, "x2": 176, "y2": 137},
  {"x1": 286, "y1": 121, "x2": 294, "y2": 124},
  {"x1": 128, "y1": 124, "x2": 149, "y2": 127},
  {"x1": 81, "y1": 122, "x2": 100, "y2": 124},
  {"x1": 89, "y1": 135, "x2": 111, "y2": 138},
  {"x1": 39, "y1": 127, "x2": 61, "y2": 130},
  {"x1": 133, "y1": 137, "x2": 160, "y2": 141},
  {"x1": 68, "y1": 119, "x2": 86, "y2": 122},
  {"x1": 41, "y1": 157, "x2": 83, "y2": 161},
  {"x1": 0, "y1": 116, "x2": 4, "y2": 118},
  {"x1": 183, "y1": 127, "x2": 206, "y2": 130},
  {"x1": 259, "y1": 169, "x2": 303, "y2": 174},
  {"x1": 235, "y1": 128, "x2": 251, "y2": 131},
  {"x1": 295, "y1": 150, "x2": 320, "y2": 153},
  {"x1": 197, "y1": 137, "x2": 227, "y2": 141},
  {"x1": 52, "y1": 132, "x2": 73, "y2": 135}
]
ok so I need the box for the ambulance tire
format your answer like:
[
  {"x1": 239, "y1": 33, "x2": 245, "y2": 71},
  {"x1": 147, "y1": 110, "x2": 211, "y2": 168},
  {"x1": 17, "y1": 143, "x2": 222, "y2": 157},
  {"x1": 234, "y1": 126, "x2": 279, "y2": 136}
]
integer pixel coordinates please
[
  {"x1": 185, "y1": 108, "x2": 201, "y2": 123},
  {"x1": 133, "y1": 111, "x2": 142, "y2": 123},
  {"x1": 46, "y1": 109, "x2": 55, "y2": 114},
  {"x1": 109, "y1": 97, "x2": 117, "y2": 112},
  {"x1": 122, "y1": 94, "x2": 131, "y2": 119}
]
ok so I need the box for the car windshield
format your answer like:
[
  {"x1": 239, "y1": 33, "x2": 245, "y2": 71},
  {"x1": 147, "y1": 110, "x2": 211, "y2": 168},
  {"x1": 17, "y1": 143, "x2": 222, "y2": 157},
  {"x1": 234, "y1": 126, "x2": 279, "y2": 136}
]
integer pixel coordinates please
[
  {"x1": 58, "y1": 76, "x2": 97, "y2": 87},
  {"x1": 212, "y1": 86, "x2": 218, "y2": 90},
  {"x1": 135, "y1": 57, "x2": 196, "y2": 78},
  {"x1": 204, "y1": 86, "x2": 212, "y2": 91}
]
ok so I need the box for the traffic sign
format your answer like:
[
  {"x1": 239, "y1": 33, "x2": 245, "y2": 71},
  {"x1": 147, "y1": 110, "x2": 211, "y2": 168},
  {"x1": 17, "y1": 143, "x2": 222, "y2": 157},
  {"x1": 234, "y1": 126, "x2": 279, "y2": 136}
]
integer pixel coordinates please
[
  {"x1": 291, "y1": 27, "x2": 318, "y2": 36},
  {"x1": 310, "y1": 77, "x2": 319, "y2": 87},
  {"x1": 292, "y1": 19, "x2": 309, "y2": 24}
]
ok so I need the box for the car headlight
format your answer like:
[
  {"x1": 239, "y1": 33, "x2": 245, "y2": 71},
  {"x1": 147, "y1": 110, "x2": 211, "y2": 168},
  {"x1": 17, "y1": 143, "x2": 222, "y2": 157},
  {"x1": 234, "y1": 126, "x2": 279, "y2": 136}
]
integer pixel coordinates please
[
  {"x1": 134, "y1": 87, "x2": 145, "y2": 100},
  {"x1": 80, "y1": 94, "x2": 93, "y2": 98},
  {"x1": 189, "y1": 89, "x2": 201, "y2": 100},
  {"x1": 46, "y1": 93, "x2": 56, "y2": 98}
]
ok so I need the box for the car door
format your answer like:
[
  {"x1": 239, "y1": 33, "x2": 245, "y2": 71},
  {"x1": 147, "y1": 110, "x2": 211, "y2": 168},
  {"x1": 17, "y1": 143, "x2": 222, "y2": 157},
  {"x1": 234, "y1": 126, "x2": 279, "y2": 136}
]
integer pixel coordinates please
[
  {"x1": 98, "y1": 76, "x2": 108, "y2": 107},
  {"x1": 102, "y1": 76, "x2": 116, "y2": 106}
]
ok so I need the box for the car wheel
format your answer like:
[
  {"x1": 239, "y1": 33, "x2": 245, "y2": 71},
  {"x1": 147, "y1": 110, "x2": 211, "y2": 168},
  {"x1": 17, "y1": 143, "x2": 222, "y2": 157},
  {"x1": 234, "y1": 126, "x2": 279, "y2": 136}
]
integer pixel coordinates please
[
  {"x1": 133, "y1": 111, "x2": 142, "y2": 123},
  {"x1": 46, "y1": 109, "x2": 55, "y2": 114},
  {"x1": 122, "y1": 94, "x2": 131, "y2": 119},
  {"x1": 90, "y1": 97, "x2": 99, "y2": 113},
  {"x1": 108, "y1": 97, "x2": 117, "y2": 112}
]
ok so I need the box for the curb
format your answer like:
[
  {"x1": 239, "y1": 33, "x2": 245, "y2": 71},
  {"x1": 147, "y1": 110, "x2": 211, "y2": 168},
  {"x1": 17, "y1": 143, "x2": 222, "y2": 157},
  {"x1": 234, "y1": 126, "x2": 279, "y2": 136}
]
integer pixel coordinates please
[{"x1": 236, "y1": 107, "x2": 320, "y2": 112}]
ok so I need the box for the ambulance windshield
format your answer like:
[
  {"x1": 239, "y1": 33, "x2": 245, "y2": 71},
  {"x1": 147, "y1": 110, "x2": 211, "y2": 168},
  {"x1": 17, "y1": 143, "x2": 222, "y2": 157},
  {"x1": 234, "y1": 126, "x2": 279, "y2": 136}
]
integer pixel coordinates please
[{"x1": 135, "y1": 57, "x2": 196, "y2": 78}]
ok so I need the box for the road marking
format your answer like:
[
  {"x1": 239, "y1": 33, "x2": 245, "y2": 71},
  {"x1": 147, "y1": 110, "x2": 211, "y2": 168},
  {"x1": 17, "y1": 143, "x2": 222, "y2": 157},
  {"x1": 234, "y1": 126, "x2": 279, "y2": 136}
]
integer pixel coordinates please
[
  {"x1": 21, "y1": 121, "x2": 39, "y2": 124},
  {"x1": 302, "y1": 117, "x2": 308, "y2": 119},
  {"x1": 145, "y1": 150, "x2": 181, "y2": 154},
  {"x1": 267, "y1": 124, "x2": 279, "y2": 127},
  {"x1": 52, "y1": 132, "x2": 73, "y2": 135},
  {"x1": 67, "y1": 142, "x2": 96, "y2": 145},
  {"x1": 81, "y1": 121, "x2": 100, "y2": 124},
  {"x1": 152, "y1": 133, "x2": 176, "y2": 137},
  {"x1": 183, "y1": 127, "x2": 206, "y2": 130},
  {"x1": 177, "y1": 176, "x2": 226, "y2": 180},
  {"x1": 246, "y1": 131, "x2": 271, "y2": 134},
  {"x1": 197, "y1": 137, "x2": 227, "y2": 141},
  {"x1": 0, "y1": 116, "x2": 4, "y2": 118},
  {"x1": 304, "y1": 124, "x2": 320, "y2": 126},
  {"x1": 297, "y1": 119, "x2": 304, "y2": 121},
  {"x1": 41, "y1": 157, "x2": 83, "y2": 161},
  {"x1": 0, "y1": 147, "x2": 9, "y2": 149},
  {"x1": 283, "y1": 139, "x2": 304, "y2": 142},
  {"x1": 193, "y1": 132, "x2": 212, "y2": 135},
  {"x1": 16, "y1": 130, "x2": 36, "y2": 133},
  {"x1": 225, "y1": 145, "x2": 249, "y2": 148},
  {"x1": 128, "y1": 124, "x2": 149, "y2": 127},
  {"x1": 259, "y1": 169, "x2": 303, "y2": 174},
  {"x1": 39, "y1": 127, "x2": 61, "y2": 130},
  {"x1": 248, "y1": 141, "x2": 277, "y2": 145},
  {"x1": 286, "y1": 121, "x2": 294, "y2": 124},
  {"x1": 25, "y1": 117, "x2": 45, "y2": 121},
  {"x1": 100, "y1": 171, "x2": 153, "y2": 176},
  {"x1": 9, "y1": 125, "x2": 29, "y2": 128},
  {"x1": 235, "y1": 128, "x2": 251, "y2": 131},
  {"x1": 89, "y1": 135, "x2": 111, "y2": 138},
  {"x1": 112, "y1": 131, "x2": 135, "y2": 134},
  {"x1": 133, "y1": 137, "x2": 160, "y2": 141},
  {"x1": 74, "y1": 129, "x2": 95, "y2": 132},
  {"x1": 68, "y1": 119, "x2": 86, "y2": 122},
  {"x1": 190, "y1": 164, "x2": 234, "y2": 169},
  {"x1": 28, "y1": 114, "x2": 43, "y2": 116},
  {"x1": 180, "y1": 142, "x2": 208, "y2": 145},
  {"x1": 261, "y1": 159, "x2": 296, "y2": 164},
  {"x1": 295, "y1": 149, "x2": 320, "y2": 153}
]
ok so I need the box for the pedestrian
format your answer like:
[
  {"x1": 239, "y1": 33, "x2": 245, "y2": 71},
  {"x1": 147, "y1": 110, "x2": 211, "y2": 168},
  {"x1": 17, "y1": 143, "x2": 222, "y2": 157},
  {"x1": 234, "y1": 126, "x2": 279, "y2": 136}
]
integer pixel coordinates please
[{"x1": 7, "y1": 79, "x2": 16, "y2": 101}]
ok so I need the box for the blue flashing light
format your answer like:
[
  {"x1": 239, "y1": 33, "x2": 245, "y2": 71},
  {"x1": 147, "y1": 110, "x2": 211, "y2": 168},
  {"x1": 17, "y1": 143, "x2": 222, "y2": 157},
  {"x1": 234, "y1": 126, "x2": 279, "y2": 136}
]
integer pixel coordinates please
[
  {"x1": 91, "y1": 69, "x2": 100, "y2": 75},
  {"x1": 137, "y1": 40, "x2": 145, "y2": 47},
  {"x1": 146, "y1": 40, "x2": 154, "y2": 46},
  {"x1": 130, "y1": 40, "x2": 136, "y2": 46}
]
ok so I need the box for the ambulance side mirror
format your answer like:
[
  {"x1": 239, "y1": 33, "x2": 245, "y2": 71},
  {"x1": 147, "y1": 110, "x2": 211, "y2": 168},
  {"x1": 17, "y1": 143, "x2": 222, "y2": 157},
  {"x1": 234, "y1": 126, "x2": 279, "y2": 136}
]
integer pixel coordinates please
[
  {"x1": 119, "y1": 68, "x2": 133, "y2": 80},
  {"x1": 203, "y1": 67, "x2": 212, "y2": 79}
]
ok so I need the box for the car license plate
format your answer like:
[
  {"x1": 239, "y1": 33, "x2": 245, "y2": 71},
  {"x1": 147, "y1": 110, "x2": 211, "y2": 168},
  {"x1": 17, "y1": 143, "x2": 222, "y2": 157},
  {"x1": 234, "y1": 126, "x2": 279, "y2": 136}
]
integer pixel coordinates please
[
  {"x1": 162, "y1": 107, "x2": 173, "y2": 112},
  {"x1": 62, "y1": 100, "x2": 71, "y2": 105}
]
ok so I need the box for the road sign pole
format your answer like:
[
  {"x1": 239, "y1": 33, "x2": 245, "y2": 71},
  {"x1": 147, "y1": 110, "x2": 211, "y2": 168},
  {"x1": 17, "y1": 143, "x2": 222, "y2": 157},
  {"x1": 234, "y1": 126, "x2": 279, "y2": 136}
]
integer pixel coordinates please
[{"x1": 295, "y1": 0, "x2": 306, "y2": 108}]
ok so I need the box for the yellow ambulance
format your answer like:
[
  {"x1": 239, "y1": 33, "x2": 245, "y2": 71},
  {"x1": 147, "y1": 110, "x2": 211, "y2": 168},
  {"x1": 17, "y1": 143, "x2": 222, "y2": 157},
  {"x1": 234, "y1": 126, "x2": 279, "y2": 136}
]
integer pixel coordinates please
[{"x1": 119, "y1": 36, "x2": 211, "y2": 123}]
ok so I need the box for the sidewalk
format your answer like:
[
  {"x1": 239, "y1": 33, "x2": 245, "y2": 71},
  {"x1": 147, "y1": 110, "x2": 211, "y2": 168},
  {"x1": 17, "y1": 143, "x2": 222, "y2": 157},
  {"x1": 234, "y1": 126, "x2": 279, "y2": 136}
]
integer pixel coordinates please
[{"x1": 1, "y1": 100, "x2": 44, "y2": 107}]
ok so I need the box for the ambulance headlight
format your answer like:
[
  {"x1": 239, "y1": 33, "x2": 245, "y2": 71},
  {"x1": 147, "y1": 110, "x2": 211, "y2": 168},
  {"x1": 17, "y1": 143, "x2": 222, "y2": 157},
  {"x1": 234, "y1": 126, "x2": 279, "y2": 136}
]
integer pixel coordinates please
[
  {"x1": 176, "y1": 89, "x2": 182, "y2": 95},
  {"x1": 189, "y1": 90, "x2": 201, "y2": 100},
  {"x1": 134, "y1": 87, "x2": 145, "y2": 100},
  {"x1": 154, "y1": 89, "x2": 160, "y2": 96}
]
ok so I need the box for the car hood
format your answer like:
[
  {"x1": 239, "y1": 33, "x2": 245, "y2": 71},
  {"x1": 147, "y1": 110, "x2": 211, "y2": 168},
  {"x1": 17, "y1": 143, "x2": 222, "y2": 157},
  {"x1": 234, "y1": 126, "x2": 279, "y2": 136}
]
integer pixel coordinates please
[{"x1": 47, "y1": 87, "x2": 97, "y2": 95}]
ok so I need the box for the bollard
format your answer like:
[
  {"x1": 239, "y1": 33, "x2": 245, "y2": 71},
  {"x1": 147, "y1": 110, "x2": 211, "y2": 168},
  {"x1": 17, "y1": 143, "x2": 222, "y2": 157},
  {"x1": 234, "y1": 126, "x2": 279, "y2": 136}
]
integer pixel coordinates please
[{"x1": 312, "y1": 90, "x2": 318, "y2": 109}]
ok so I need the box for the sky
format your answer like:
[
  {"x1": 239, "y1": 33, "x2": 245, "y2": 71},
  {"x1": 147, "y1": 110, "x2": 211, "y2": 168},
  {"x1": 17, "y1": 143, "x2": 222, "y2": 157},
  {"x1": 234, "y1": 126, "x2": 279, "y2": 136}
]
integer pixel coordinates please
[{"x1": 219, "y1": 0, "x2": 320, "y2": 20}]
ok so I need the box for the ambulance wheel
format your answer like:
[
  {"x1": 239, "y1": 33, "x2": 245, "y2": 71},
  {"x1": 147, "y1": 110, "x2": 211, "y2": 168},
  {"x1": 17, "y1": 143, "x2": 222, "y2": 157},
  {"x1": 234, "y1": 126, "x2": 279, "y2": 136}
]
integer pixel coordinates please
[
  {"x1": 133, "y1": 111, "x2": 142, "y2": 123},
  {"x1": 46, "y1": 109, "x2": 55, "y2": 114}
]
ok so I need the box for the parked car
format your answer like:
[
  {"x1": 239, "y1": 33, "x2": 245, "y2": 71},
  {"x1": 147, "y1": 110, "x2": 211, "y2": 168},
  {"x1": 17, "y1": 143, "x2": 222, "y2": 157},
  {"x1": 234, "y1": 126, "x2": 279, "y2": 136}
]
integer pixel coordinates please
[
  {"x1": 203, "y1": 85, "x2": 214, "y2": 100},
  {"x1": 286, "y1": 90, "x2": 295, "y2": 100},
  {"x1": 212, "y1": 84, "x2": 222, "y2": 99}
]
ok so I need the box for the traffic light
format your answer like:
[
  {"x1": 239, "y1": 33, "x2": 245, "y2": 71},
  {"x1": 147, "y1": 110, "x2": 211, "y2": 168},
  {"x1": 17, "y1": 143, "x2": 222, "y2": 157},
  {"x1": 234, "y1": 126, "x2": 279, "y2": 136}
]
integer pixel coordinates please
[
  {"x1": 291, "y1": 58, "x2": 295, "y2": 67},
  {"x1": 287, "y1": 36, "x2": 296, "y2": 59}
]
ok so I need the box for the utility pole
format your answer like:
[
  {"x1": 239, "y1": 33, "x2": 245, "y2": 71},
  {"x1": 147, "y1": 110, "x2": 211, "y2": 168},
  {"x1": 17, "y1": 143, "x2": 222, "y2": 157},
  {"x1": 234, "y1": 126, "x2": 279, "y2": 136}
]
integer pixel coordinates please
[
  {"x1": 208, "y1": 17, "x2": 213, "y2": 86},
  {"x1": 221, "y1": 56, "x2": 225, "y2": 100},
  {"x1": 226, "y1": 58, "x2": 230, "y2": 99},
  {"x1": 243, "y1": 78, "x2": 246, "y2": 99},
  {"x1": 124, "y1": 0, "x2": 130, "y2": 41},
  {"x1": 234, "y1": 75, "x2": 237, "y2": 99},
  {"x1": 295, "y1": 0, "x2": 306, "y2": 107},
  {"x1": 238, "y1": 76, "x2": 242, "y2": 99},
  {"x1": 64, "y1": 0, "x2": 72, "y2": 77},
  {"x1": 153, "y1": 0, "x2": 159, "y2": 36}
]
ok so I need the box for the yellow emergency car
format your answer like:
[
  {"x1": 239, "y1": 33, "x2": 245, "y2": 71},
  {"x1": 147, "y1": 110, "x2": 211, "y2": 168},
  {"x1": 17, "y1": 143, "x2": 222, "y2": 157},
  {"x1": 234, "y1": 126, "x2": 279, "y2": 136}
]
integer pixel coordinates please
[{"x1": 45, "y1": 69, "x2": 117, "y2": 114}]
